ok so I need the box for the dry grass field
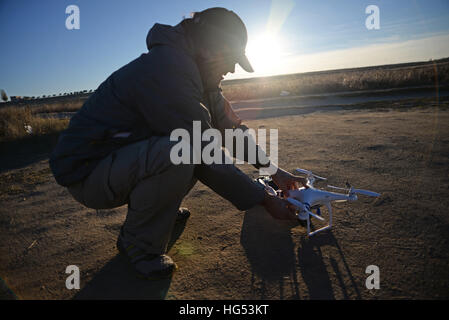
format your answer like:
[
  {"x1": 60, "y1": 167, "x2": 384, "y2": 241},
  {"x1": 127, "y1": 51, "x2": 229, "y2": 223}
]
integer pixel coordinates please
[{"x1": 221, "y1": 59, "x2": 449, "y2": 101}]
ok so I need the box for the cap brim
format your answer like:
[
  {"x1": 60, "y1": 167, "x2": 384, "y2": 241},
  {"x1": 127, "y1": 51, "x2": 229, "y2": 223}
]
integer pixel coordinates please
[{"x1": 237, "y1": 54, "x2": 254, "y2": 73}]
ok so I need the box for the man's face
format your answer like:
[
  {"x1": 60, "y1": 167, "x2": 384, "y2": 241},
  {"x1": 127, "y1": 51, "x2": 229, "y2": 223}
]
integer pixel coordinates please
[{"x1": 197, "y1": 47, "x2": 238, "y2": 90}]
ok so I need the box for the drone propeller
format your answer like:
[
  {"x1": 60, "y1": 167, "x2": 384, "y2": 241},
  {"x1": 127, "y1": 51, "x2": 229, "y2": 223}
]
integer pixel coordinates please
[
  {"x1": 327, "y1": 185, "x2": 380, "y2": 197},
  {"x1": 306, "y1": 209, "x2": 325, "y2": 221},
  {"x1": 352, "y1": 189, "x2": 381, "y2": 197},
  {"x1": 286, "y1": 198, "x2": 325, "y2": 221},
  {"x1": 296, "y1": 168, "x2": 327, "y2": 180},
  {"x1": 258, "y1": 178, "x2": 278, "y2": 196},
  {"x1": 327, "y1": 185, "x2": 347, "y2": 191}
]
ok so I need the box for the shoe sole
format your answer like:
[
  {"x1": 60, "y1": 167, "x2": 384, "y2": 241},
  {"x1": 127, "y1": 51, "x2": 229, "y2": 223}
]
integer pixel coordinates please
[
  {"x1": 135, "y1": 263, "x2": 178, "y2": 280},
  {"x1": 117, "y1": 244, "x2": 177, "y2": 280}
]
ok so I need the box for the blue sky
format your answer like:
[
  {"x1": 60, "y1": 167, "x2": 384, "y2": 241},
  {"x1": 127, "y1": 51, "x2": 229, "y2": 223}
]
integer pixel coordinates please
[{"x1": 1, "y1": 0, "x2": 449, "y2": 97}]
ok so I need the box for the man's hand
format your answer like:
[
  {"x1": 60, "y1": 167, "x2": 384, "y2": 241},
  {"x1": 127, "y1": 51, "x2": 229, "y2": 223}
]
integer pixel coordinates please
[
  {"x1": 261, "y1": 192, "x2": 297, "y2": 220},
  {"x1": 271, "y1": 167, "x2": 308, "y2": 193}
]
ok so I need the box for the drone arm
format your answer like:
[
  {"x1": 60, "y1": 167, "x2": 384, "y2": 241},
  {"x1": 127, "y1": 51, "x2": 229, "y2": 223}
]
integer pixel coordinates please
[{"x1": 321, "y1": 190, "x2": 352, "y2": 202}]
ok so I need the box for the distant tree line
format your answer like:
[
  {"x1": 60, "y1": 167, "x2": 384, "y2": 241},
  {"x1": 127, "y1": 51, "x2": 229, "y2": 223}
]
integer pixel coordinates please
[{"x1": 2, "y1": 89, "x2": 95, "y2": 102}]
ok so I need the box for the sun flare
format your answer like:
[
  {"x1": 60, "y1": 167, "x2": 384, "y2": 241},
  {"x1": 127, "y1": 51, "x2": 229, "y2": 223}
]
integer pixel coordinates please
[{"x1": 245, "y1": 33, "x2": 283, "y2": 74}]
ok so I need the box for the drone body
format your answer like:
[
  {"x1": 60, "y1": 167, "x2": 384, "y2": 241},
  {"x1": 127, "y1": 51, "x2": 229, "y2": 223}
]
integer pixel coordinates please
[
  {"x1": 259, "y1": 168, "x2": 381, "y2": 236},
  {"x1": 286, "y1": 185, "x2": 357, "y2": 237}
]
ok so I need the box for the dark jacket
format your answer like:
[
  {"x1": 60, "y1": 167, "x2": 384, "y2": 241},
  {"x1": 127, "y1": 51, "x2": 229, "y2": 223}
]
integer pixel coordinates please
[{"x1": 49, "y1": 22, "x2": 265, "y2": 210}]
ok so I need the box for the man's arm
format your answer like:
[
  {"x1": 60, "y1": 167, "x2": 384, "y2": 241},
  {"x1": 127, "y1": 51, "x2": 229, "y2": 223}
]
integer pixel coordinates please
[
  {"x1": 206, "y1": 89, "x2": 308, "y2": 191},
  {"x1": 204, "y1": 89, "x2": 272, "y2": 169}
]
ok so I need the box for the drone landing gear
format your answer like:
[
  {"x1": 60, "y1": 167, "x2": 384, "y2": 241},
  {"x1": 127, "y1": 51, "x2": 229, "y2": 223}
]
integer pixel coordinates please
[{"x1": 306, "y1": 203, "x2": 332, "y2": 237}]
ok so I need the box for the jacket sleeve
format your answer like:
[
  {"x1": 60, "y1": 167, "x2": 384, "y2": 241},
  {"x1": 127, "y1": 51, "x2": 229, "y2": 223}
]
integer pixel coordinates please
[
  {"x1": 128, "y1": 47, "x2": 265, "y2": 210},
  {"x1": 205, "y1": 89, "x2": 271, "y2": 169}
]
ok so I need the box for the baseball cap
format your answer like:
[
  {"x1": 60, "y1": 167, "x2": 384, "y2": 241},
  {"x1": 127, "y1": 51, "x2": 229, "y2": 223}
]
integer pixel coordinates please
[{"x1": 192, "y1": 7, "x2": 254, "y2": 73}]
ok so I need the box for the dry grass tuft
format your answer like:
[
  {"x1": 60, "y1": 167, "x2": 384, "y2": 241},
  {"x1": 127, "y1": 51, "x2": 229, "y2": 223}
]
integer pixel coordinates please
[
  {"x1": 0, "y1": 106, "x2": 68, "y2": 141},
  {"x1": 31, "y1": 100, "x2": 84, "y2": 113}
]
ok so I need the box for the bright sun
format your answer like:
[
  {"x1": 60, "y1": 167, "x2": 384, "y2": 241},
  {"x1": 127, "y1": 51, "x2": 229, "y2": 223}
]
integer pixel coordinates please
[{"x1": 245, "y1": 33, "x2": 283, "y2": 74}]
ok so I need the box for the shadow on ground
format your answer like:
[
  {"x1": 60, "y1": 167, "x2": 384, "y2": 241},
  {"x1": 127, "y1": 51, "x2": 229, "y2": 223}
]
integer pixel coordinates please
[
  {"x1": 240, "y1": 206, "x2": 301, "y2": 299},
  {"x1": 0, "y1": 133, "x2": 60, "y2": 173},
  {"x1": 73, "y1": 220, "x2": 187, "y2": 300},
  {"x1": 240, "y1": 206, "x2": 361, "y2": 299},
  {"x1": 297, "y1": 232, "x2": 361, "y2": 299}
]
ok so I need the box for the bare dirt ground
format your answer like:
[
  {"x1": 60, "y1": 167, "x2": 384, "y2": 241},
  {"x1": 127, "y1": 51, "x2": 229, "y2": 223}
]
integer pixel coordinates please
[{"x1": 1, "y1": 97, "x2": 448, "y2": 300}]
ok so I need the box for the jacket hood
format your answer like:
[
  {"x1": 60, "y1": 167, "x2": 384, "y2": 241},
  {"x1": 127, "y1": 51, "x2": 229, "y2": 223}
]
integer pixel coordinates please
[{"x1": 146, "y1": 23, "x2": 194, "y2": 56}]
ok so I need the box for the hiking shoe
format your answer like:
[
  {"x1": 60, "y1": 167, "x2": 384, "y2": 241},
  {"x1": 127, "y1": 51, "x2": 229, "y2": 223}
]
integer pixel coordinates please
[
  {"x1": 117, "y1": 230, "x2": 177, "y2": 279},
  {"x1": 176, "y1": 207, "x2": 191, "y2": 223}
]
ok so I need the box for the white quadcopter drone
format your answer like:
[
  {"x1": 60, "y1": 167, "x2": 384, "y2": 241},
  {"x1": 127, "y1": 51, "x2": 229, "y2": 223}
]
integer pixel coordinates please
[{"x1": 258, "y1": 168, "x2": 381, "y2": 237}]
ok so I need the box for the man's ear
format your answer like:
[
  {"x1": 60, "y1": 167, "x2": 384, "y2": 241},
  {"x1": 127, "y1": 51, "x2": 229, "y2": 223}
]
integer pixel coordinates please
[{"x1": 197, "y1": 47, "x2": 218, "y2": 63}]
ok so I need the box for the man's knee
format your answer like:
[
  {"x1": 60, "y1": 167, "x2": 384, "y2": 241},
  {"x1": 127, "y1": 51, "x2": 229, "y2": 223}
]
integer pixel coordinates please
[
  {"x1": 128, "y1": 162, "x2": 195, "y2": 211},
  {"x1": 144, "y1": 136, "x2": 190, "y2": 176}
]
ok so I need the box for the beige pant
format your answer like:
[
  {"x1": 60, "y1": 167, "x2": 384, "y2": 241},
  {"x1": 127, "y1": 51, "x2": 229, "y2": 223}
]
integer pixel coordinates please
[{"x1": 68, "y1": 136, "x2": 196, "y2": 254}]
